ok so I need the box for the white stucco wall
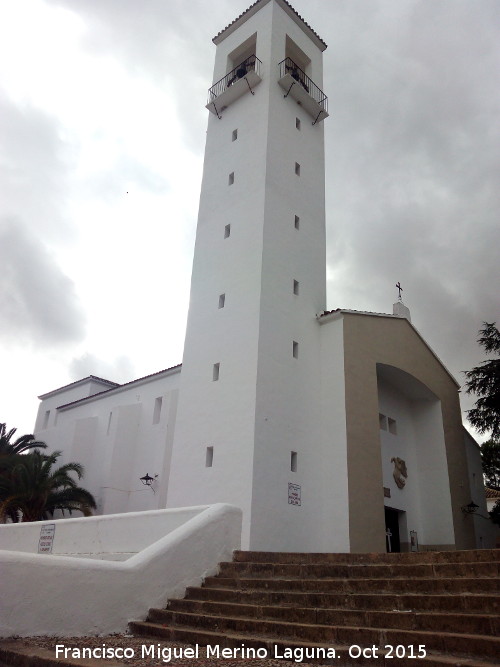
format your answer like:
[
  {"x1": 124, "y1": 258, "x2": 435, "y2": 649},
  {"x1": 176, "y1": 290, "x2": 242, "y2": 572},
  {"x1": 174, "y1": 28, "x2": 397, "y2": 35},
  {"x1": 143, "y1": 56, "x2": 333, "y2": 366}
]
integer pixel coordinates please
[
  {"x1": 35, "y1": 368, "x2": 181, "y2": 516},
  {"x1": 0, "y1": 503, "x2": 242, "y2": 637},
  {"x1": 168, "y1": 0, "x2": 330, "y2": 553}
]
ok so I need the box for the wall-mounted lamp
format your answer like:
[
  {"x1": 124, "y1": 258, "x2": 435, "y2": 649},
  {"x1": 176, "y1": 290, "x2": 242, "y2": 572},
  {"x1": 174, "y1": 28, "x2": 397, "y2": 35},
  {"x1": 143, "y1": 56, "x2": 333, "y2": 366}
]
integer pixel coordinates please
[
  {"x1": 461, "y1": 500, "x2": 479, "y2": 514},
  {"x1": 140, "y1": 473, "x2": 158, "y2": 492}
]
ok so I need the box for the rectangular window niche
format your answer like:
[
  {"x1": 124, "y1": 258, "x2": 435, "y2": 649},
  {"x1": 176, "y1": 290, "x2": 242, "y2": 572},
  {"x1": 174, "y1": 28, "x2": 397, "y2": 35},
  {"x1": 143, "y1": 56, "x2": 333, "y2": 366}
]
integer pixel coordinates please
[
  {"x1": 153, "y1": 397, "x2": 163, "y2": 424},
  {"x1": 291, "y1": 451, "x2": 298, "y2": 472},
  {"x1": 218, "y1": 293, "x2": 226, "y2": 309},
  {"x1": 228, "y1": 172, "x2": 235, "y2": 185},
  {"x1": 294, "y1": 215, "x2": 300, "y2": 230},
  {"x1": 224, "y1": 224, "x2": 231, "y2": 238},
  {"x1": 213, "y1": 363, "x2": 220, "y2": 381},
  {"x1": 294, "y1": 162, "x2": 301, "y2": 176},
  {"x1": 206, "y1": 446, "x2": 214, "y2": 467},
  {"x1": 292, "y1": 341, "x2": 299, "y2": 359},
  {"x1": 293, "y1": 279, "x2": 299, "y2": 295}
]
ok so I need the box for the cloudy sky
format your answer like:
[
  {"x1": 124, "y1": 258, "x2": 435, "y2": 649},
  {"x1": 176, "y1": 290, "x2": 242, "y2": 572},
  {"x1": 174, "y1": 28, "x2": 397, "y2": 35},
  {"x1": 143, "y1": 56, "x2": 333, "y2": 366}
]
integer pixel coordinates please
[{"x1": 0, "y1": 0, "x2": 498, "y2": 439}]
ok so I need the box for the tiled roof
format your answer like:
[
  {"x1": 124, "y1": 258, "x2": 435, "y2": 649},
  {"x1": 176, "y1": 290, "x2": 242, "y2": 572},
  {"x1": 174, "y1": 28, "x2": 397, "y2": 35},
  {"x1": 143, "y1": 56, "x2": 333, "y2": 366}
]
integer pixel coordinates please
[
  {"x1": 57, "y1": 364, "x2": 182, "y2": 411},
  {"x1": 38, "y1": 375, "x2": 119, "y2": 400},
  {"x1": 485, "y1": 487, "x2": 500, "y2": 499},
  {"x1": 213, "y1": 0, "x2": 327, "y2": 50}
]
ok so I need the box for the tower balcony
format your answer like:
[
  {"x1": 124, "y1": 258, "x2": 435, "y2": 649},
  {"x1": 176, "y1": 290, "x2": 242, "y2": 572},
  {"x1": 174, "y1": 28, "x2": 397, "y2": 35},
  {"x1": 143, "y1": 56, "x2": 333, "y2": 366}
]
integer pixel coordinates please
[
  {"x1": 278, "y1": 58, "x2": 329, "y2": 124},
  {"x1": 206, "y1": 55, "x2": 263, "y2": 118}
]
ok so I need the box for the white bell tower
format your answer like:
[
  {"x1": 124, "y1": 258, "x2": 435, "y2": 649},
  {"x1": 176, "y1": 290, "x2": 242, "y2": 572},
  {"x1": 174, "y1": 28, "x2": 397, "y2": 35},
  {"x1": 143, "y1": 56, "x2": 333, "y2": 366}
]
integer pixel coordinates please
[{"x1": 167, "y1": 0, "x2": 330, "y2": 551}]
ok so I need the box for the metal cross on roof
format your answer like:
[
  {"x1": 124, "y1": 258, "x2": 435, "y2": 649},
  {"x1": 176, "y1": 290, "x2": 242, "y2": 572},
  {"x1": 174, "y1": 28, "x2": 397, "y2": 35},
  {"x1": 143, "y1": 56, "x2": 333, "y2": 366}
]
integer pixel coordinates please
[{"x1": 396, "y1": 282, "x2": 403, "y2": 300}]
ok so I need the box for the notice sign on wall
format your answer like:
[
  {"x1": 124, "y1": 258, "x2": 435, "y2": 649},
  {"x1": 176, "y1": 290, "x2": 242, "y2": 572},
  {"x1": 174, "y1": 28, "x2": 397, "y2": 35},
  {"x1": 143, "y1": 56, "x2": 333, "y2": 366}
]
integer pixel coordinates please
[
  {"x1": 288, "y1": 483, "x2": 301, "y2": 506},
  {"x1": 38, "y1": 524, "x2": 55, "y2": 553}
]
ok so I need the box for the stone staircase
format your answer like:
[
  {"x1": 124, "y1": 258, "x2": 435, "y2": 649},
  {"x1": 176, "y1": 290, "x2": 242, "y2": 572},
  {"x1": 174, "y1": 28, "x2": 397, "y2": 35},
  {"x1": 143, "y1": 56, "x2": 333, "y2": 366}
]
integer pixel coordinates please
[{"x1": 130, "y1": 549, "x2": 500, "y2": 666}]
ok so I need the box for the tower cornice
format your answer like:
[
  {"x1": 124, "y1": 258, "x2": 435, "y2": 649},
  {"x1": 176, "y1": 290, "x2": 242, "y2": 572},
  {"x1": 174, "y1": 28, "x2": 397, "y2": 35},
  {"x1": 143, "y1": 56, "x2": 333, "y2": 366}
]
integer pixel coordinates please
[{"x1": 213, "y1": 0, "x2": 327, "y2": 51}]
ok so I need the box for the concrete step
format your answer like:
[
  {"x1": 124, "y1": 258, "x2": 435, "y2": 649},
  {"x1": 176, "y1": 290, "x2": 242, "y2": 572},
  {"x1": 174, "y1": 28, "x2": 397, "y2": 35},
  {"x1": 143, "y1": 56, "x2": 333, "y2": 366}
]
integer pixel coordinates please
[
  {"x1": 166, "y1": 598, "x2": 500, "y2": 635},
  {"x1": 218, "y1": 560, "x2": 500, "y2": 579},
  {"x1": 233, "y1": 549, "x2": 500, "y2": 565},
  {"x1": 185, "y1": 586, "x2": 500, "y2": 614},
  {"x1": 131, "y1": 613, "x2": 500, "y2": 662},
  {"x1": 202, "y1": 575, "x2": 500, "y2": 594}
]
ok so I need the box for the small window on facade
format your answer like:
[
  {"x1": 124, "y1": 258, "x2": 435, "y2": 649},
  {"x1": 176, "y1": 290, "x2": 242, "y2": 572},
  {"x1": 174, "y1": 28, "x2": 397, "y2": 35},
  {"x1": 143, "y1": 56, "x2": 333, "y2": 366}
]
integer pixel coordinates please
[
  {"x1": 379, "y1": 413, "x2": 387, "y2": 430},
  {"x1": 107, "y1": 412, "x2": 113, "y2": 435},
  {"x1": 206, "y1": 446, "x2": 214, "y2": 467},
  {"x1": 294, "y1": 215, "x2": 300, "y2": 230},
  {"x1": 293, "y1": 279, "x2": 299, "y2": 295},
  {"x1": 218, "y1": 293, "x2": 226, "y2": 309},
  {"x1": 291, "y1": 451, "x2": 298, "y2": 472},
  {"x1": 43, "y1": 410, "x2": 50, "y2": 429},
  {"x1": 224, "y1": 224, "x2": 231, "y2": 238},
  {"x1": 213, "y1": 363, "x2": 220, "y2": 381},
  {"x1": 232, "y1": 129, "x2": 238, "y2": 141},
  {"x1": 388, "y1": 417, "x2": 397, "y2": 435},
  {"x1": 295, "y1": 162, "x2": 300, "y2": 176},
  {"x1": 228, "y1": 172, "x2": 235, "y2": 185},
  {"x1": 296, "y1": 117, "x2": 301, "y2": 130},
  {"x1": 153, "y1": 397, "x2": 163, "y2": 425},
  {"x1": 292, "y1": 341, "x2": 299, "y2": 358}
]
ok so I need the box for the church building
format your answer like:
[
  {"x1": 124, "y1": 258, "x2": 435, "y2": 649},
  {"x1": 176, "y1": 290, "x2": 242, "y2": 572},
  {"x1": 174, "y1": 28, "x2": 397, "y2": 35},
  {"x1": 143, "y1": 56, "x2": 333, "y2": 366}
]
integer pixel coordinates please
[{"x1": 34, "y1": 0, "x2": 493, "y2": 554}]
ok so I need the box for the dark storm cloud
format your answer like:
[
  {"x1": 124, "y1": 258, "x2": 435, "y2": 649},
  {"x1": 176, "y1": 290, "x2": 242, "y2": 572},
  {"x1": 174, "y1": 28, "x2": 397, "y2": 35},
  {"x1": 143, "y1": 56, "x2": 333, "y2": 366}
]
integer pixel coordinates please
[
  {"x1": 0, "y1": 219, "x2": 86, "y2": 346},
  {"x1": 316, "y1": 0, "x2": 500, "y2": 400}
]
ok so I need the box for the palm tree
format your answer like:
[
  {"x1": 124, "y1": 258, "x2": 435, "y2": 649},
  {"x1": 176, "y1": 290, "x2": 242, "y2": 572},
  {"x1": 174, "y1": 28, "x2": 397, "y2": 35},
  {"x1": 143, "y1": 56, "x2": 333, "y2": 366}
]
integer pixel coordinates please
[
  {"x1": 0, "y1": 422, "x2": 47, "y2": 458},
  {"x1": 0, "y1": 450, "x2": 96, "y2": 522}
]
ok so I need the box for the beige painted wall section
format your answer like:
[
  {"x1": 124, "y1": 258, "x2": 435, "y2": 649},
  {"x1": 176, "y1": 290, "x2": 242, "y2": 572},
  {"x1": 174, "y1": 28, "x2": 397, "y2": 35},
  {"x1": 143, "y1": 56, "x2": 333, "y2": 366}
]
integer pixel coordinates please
[{"x1": 341, "y1": 313, "x2": 475, "y2": 552}]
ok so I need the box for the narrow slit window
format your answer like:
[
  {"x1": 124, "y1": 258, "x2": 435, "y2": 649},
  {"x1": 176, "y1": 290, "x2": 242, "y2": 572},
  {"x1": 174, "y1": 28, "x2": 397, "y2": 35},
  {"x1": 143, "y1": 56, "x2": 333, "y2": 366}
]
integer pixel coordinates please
[
  {"x1": 293, "y1": 279, "x2": 299, "y2": 295},
  {"x1": 295, "y1": 162, "x2": 300, "y2": 176},
  {"x1": 218, "y1": 293, "x2": 226, "y2": 309},
  {"x1": 291, "y1": 451, "x2": 298, "y2": 472},
  {"x1": 228, "y1": 172, "x2": 235, "y2": 185},
  {"x1": 107, "y1": 412, "x2": 113, "y2": 435},
  {"x1": 224, "y1": 224, "x2": 231, "y2": 238},
  {"x1": 153, "y1": 397, "x2": 163, "y2": 424},
  {"x1": 206, "y1": 446, "x2": 214, "y2": 467},
  {"x1": 213, "y1": 363, "x2": 220, "y2": 381},
  {"x1": 379, "y1": 413, "x2": 387, "y2": 431},
  {"x1": 232, "y1": 129, "x2": 238, "y2": 141},
  {"x1": 296, "y1": 117, "x2": 301, "y2": 130},
  {"x1": 388, "y1": 417, "x2": 397, "y2": 435},
  {"x1": 292, "y1": 341, "x2": 299, "y2": 359},
  {"x1": 294, "y1": 215, "x2": 300, "y2": 230}
]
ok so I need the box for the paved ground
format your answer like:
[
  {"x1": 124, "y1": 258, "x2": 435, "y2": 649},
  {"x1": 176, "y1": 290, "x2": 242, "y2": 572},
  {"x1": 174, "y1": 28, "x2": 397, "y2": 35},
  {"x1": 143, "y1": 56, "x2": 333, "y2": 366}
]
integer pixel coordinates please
[{"x1": 0, "y1": 635, "x2": 319, "y2": 667}]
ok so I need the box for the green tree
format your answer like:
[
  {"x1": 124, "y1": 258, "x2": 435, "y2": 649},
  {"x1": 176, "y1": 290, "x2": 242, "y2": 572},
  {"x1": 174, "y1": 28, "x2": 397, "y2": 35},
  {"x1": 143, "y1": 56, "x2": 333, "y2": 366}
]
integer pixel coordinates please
[
  {"x1": 464, "y1": 322, "x2": 500, "y2": 440},
  {"x1": 0, "y1": 422, "x2": 47, "y2": 458},
  {"x1": 0, "y1": 450, "x2": 96, "y2": 522},
  {"x1": 481, "y1": 439, "x2": 500, "y2": 490}
]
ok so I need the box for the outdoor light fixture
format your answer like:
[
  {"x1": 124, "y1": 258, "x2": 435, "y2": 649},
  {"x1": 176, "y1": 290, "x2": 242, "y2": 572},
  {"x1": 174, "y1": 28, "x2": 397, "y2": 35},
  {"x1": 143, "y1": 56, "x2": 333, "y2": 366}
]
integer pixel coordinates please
[
  {"x1": 461, "y1": 500, "x2": 479, "y2": 515},
  {"x1": 140, "y1": 473, "x2": 156, "y2": 487}
]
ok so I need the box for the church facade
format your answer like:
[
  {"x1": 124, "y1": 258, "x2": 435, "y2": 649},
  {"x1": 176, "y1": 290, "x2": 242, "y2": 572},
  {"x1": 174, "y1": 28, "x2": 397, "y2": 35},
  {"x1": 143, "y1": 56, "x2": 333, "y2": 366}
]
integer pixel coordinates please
[{"x1": 34, "y1": 0, "x2": 494, "y2": 553}]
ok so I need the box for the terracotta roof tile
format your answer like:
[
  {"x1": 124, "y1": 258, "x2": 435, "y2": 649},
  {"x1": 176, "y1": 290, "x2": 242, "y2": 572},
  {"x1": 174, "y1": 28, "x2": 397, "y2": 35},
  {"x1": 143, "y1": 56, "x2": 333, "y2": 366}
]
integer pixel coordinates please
[{"x1": 213, "y1": 0, "x2": 327, "y2": 49}]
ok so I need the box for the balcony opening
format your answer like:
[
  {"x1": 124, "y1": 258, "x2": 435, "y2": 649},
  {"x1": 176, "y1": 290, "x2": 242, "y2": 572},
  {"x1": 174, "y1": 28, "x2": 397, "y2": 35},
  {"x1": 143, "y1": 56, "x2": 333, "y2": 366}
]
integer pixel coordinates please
[
  {"x1": 278, "y1": 58, "x2": 328, "y2": 124},
  {"x1": 207, "y1": 36, "x2": 262, "y2": 117}
]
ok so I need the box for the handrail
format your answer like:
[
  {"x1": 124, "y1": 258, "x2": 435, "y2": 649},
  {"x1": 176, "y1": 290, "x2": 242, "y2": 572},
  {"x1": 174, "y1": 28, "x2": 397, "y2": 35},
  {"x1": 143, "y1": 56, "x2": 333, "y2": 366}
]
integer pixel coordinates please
[
  {"x1": 208, "y1": 55, "x2": 263, "y2": 103},
  {"x1": 278, "y1": 57, "x2": 328, "y2": 113}
]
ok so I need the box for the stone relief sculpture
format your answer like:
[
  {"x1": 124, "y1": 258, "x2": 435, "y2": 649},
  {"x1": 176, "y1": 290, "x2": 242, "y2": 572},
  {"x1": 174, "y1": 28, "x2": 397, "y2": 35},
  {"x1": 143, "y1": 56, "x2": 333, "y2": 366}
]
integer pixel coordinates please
[{"x1": 391, "y1": 457, "x2": 408, "y2": 489}]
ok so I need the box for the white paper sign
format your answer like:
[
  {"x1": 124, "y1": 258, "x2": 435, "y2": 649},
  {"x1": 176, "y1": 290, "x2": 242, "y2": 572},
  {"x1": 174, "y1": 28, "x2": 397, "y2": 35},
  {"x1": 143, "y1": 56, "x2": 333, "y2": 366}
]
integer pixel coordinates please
[
  {"x1": 38, "y1": 524, "x2": 55, "y2": 553},
  {"x1": 288, "y1": 483, "x2": 301, "y2": 506}
]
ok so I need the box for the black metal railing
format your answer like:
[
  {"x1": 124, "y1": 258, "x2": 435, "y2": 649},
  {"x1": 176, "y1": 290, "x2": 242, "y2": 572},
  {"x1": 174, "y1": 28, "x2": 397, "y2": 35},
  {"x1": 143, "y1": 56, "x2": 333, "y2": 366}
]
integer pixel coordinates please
[
  {"x1": 278, "y1": 58, "x2": 328, "y2": 113},
  {"x1": 208, "y1": 55, "x2": 262, "y2": 103}
]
